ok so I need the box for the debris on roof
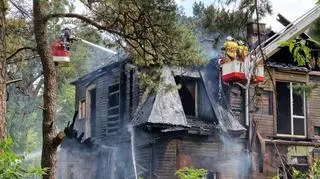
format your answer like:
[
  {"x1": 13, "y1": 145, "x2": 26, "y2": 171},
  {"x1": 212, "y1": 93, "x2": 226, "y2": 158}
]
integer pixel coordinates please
[{"x1": 267, "y1": 61, "x2": 309, "y2": 72}]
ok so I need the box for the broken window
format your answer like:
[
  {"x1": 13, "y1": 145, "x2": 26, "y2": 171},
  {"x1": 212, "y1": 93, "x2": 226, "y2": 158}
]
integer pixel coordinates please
[
  {"x1": 79, "y1": 99, "x2": 86, "y2": 119},
  {"x1": 175, "y1": 76, "x2": 197, "y2": 117},
  {"x1": 107, "y1": 83, "x2": 120, "y2": 135},
  {"x1": 89, "y1": 88, "x2": 97, "y2": 137},
  {"x1": 315, "y1": 127, "x2": 320, "y2": 136},
  {"x1": 276, "y1": 82, "x2": 306, "y2": 137}
]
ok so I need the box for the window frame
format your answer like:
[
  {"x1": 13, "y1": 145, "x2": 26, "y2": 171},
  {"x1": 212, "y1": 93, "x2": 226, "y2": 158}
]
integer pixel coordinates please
[
  {"x1": 106, "y1": 82, "x2": 121, "y2": 136},
  {"x1": 78, "y1": 99, "x2": 86, "y2": 119},
  {"x1": 276, "y1": 82, "x2": 306, "y2": 138},
  {"x1": 175, "y1": 76, "x2": 198, "y2": 118}
]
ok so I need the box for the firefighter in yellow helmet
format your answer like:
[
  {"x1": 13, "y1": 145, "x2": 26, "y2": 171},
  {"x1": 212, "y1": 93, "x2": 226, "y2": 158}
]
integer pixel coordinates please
[
  {"x1": 223, "y1": 36, "x2": 238, "y2": 63},
  {"x1": 237, "y1": 40, "x2": 248, "y2": 62}
]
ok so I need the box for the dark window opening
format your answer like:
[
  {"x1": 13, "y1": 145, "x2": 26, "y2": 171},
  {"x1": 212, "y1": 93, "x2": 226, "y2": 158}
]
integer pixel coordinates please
[
  {"x1": 267, "y1": 91, "x2": 273, "y2": 115},
  {"x1": 106, "y1": 83, "x2": 120, "y2": 136},
  {"x1": 108, "y1": 108, "x2": 119, "y2": 115},
  {"x1": 107, "y1": 128, "x2": 118, "y2": 134},
  {"x1": 315, "y1": 127, "x2": 320, "y2": 136},
  {"x1": 277, "y1": 82, "x2": 291, "y2": 135},
  {"x1": 109, "y1": 84, "x2": 119, "y2": 93},
  {"x1": 276, "y1": 82, "x2": 305, "y2": 137},
  {"x1": 292, "y1": 84, "x2": 304, "y2": 116},
  {"x1": 175, "y1": 76, "x2": 197, "y2": 116},
  {"x1": 89, "y1": 89, "x2": 96, "y2": 137},
  {"x1": 108, "y1": 93, "x2": 119, "y2": 107},
  {"x1": 108, "y1": 116, "x2": 119, "y2": 121}
]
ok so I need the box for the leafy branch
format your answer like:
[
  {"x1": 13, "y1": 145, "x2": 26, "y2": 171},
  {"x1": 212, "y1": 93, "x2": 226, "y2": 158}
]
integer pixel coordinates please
[
  {"x1": 0, "y1": 138, "x2": 47, "y2": 179},
  {"x1": 175, "y1": 167, "x2": 208, "y2": 179},
  {"x1": 279, "y1": 39, "x2": 313, "y2": 66}
]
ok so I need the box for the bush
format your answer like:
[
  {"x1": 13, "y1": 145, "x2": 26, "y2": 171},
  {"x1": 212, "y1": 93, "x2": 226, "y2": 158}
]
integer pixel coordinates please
[
  {"x1": 176, "y1": 167, "x2": 208, "y2": 179},
  {"x1": 0, "y1": 138, "x2": 47, "y2": 179}
]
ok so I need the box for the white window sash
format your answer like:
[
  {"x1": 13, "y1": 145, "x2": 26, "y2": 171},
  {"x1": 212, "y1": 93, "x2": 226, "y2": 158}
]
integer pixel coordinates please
[
  {"x1": 277, "y1": 82, "x2": 306, "y2": 137},
  {"x1": 290, "y1": 82, "x2": 306, "y2": 137}
]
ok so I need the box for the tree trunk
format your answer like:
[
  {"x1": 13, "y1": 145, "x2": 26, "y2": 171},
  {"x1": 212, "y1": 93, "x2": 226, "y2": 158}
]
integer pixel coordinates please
[
  {"x1": 33, "y1": 1, "x2": 59, "y2": 178},
  {"x1": 0, "y1": 0, "x2": 7, "y2": 140}
]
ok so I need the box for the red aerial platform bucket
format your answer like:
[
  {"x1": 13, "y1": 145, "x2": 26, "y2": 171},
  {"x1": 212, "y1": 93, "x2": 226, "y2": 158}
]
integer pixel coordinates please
[
  {"x1": 251, "y1": 65, "x2": 264, "y2": 83},
  {"x1": 221, "y1": 60, "x2": 245, "y2": 83},
  {"x1": 51, "y1": 40, "x2": 70, "y2": 64}
]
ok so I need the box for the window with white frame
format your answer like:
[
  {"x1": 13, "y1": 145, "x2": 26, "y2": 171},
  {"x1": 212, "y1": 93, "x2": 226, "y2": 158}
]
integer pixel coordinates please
[{"x1": 276, "y1": 82, "x2": 306, "y2": 137}]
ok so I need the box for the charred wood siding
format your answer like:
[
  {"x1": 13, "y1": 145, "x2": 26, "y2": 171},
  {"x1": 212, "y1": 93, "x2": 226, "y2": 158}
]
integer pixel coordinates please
[
  {"x1": 154, "y1": 139, "x2": 177, "y2": 179},
  {"x1": 253, "y1": 114, "x2": 274, "y2": 137},
  {"x1": 177, "y1": 136, "x2": 249, "y2": 179},
  {"x1": 251, "y1": 89, "x2": 275, "y2": 138},
  {"x1": 74, "y1": 81, "x2": 87, "y2": 135},
  {"x1": 229, "y1": 85, "x2": 245, "y2": 126},
  {"x1": 250, "y1": 70, "x2": 276, "y2": 138},
  {"x1": 124, "y1": 66, "x2": 140, "y2": 122},
  {"x1": 177, "y1": 137, "x2": 221, "y2": 171},
  {"x1": 95, "y1": 67, "x2": 121, "y2": 138},
  {"x1": 135, "y1": 144, "x2": 152, "y2": 178},
  {"x1": 73, "y1": 64, "x2": 124, "y2": 139}
]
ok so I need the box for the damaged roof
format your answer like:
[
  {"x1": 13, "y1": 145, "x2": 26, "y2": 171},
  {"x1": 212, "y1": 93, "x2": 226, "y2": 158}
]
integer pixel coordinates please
[
  {"x1": 267, "y1": 61, "x2": 309, "y2": 72},
  {"x1": 70, "y1": 60, "x2": 127, "y2": 85},
  {"x1": 132, "y1": 60, "x2": 246, "y2": 133},
  {"x1": 132, "y1": 67, "x2": 189, "y2": 127}
]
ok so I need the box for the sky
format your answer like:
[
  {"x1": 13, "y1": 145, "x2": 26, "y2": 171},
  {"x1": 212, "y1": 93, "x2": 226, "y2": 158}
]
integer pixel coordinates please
[
  {"x1": 74, "y1": 0, "x2": 317, "y2": 32},
  {"x1": 176, "y1": 0, "x2": 316, "y2": 32}
]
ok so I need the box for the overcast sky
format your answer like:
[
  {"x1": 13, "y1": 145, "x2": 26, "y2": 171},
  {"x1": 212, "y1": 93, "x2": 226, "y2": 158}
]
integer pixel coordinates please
[{"x1": 176, "y1": 0, "x2": 316, "y2": 31}]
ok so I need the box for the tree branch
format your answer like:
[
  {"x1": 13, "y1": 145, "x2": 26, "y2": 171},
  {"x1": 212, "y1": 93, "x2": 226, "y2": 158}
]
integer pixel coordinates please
[
  {"x1": 9, "y1": 0, "x2": 32, "y2": 18},
  {"x1": 6, "y1": 79, "x2": 22, "y2": 85},
  {"x1": 43, "y1": 13, "x2": 122, "y2": 36},
  {"x1": 6, "y1": 47, "x2": 35, "y2": 61},
  {"x1": 52, "y1": 131, "x2": 65, "y2": 148}
]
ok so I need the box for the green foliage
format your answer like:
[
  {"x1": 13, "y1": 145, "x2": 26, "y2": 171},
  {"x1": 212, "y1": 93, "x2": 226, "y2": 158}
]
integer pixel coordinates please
[
  {"x1": 279, "y1": 39, "x2": 314, "y2": 66},
  {"x1": 193, "y1": 2, "x2": 205, "y2": 17},
  {"x1": 291, "y1": 160, "x2": 320, "y2": 178},
  {"x1": 7, "y1": 57, "x2": 43, "y2": 153},
  {"x1": 175, "y1": 167, "x2": 208, "y2": 179},
  {"x1": 192, "y1": 0, "x2": 272, "y2": 42},
  {"x1": 291, "y1": 168, "x2": 308, "y2": 179},
  {"x1": 273, "y1": 160, "x2": 320, "y2": 179},
  {"x1": 134, "y1": 25, "x2": 205, "y2": 90},
  {"x1": 0, "y1": 138, "x2": 47, "y2": 179},
  {"x1": 291, "y1": 83, "x2": 318, "y2": 97},
  {"x1": 82, "y1": 0, "x2": 205, "y2": 90}
]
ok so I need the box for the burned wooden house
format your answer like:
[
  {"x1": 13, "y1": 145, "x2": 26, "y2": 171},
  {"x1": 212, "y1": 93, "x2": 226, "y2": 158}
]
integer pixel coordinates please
[
  {"x1": 57, "y1": 57, "x2": 249, "y2": 179},
  {"x1": 58, "y1": 5, "x2": 320, "y2": 179}
]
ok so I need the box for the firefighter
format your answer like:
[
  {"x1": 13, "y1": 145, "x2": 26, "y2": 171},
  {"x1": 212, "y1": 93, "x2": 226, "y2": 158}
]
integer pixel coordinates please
[
  {"x1": 60, "y1": 27, "x2": 71, "y2": 51},
  {"x1": 223, "y1": 36, "x2": 238, "y2": 63},
  {"x1": 237, "y1": 40, "x2": 248, "y2": 62}
]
